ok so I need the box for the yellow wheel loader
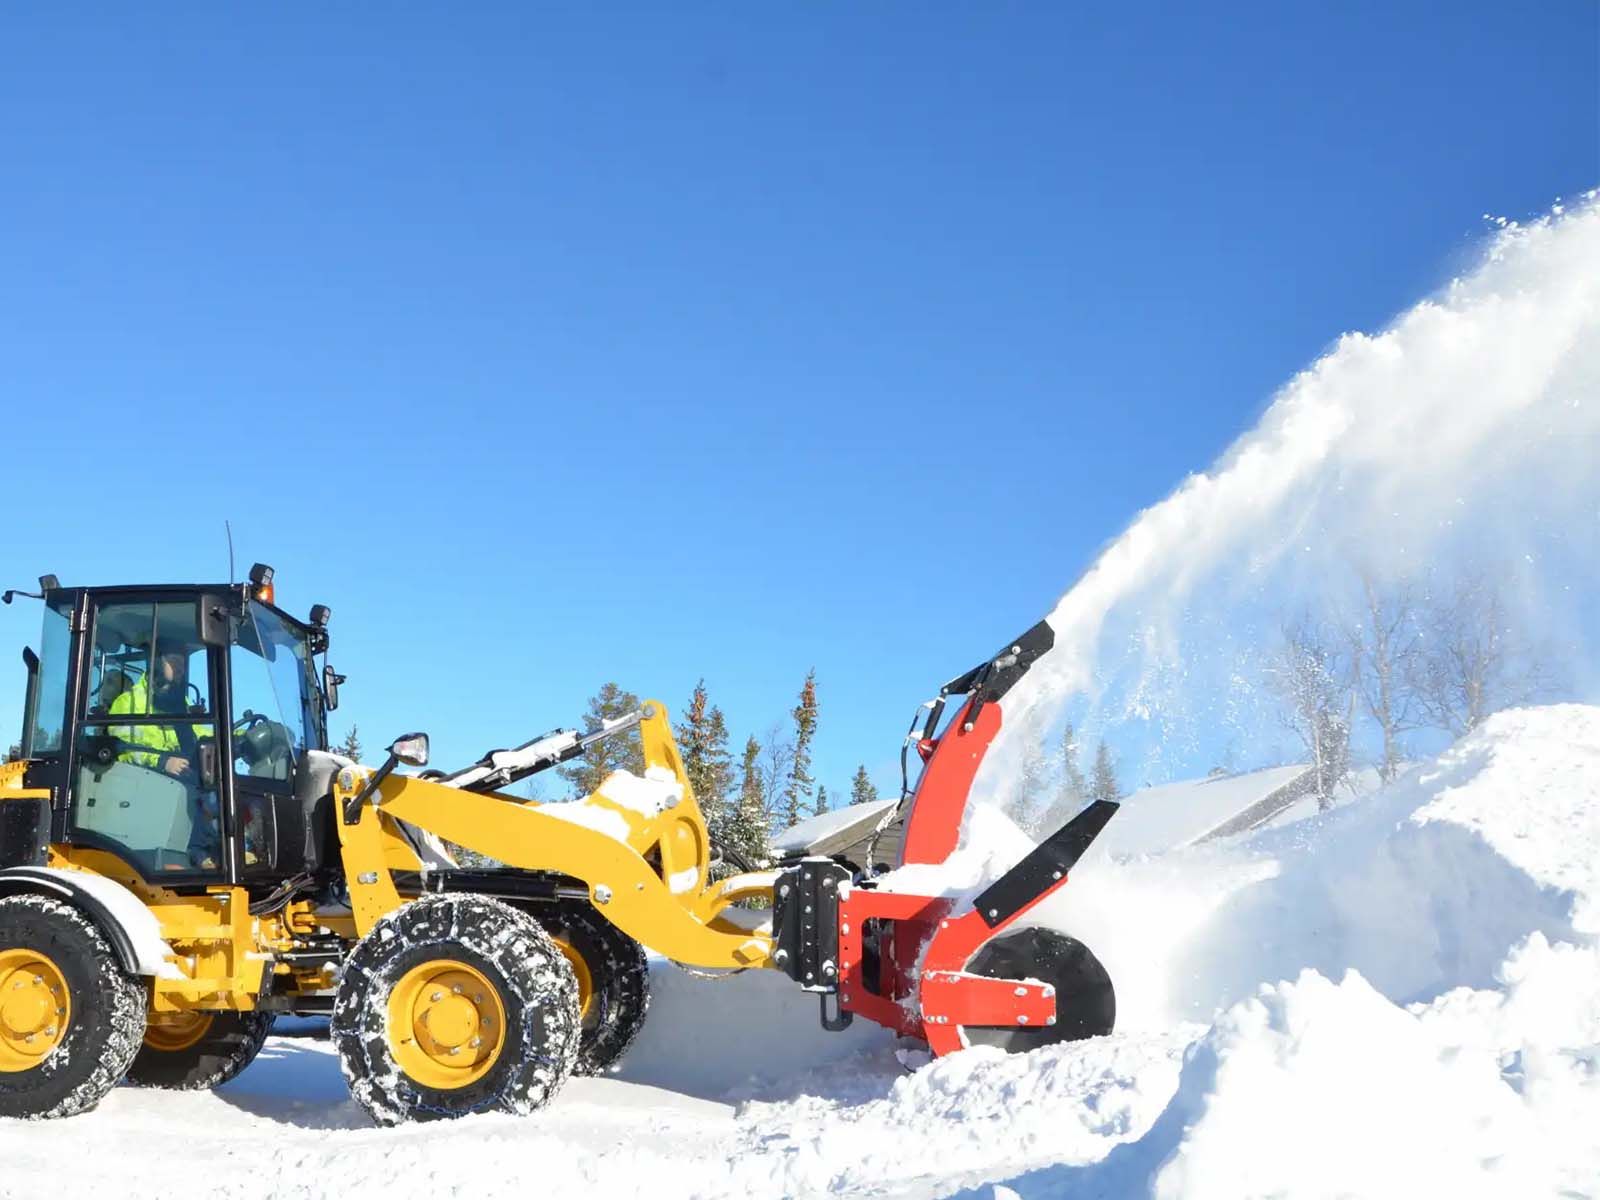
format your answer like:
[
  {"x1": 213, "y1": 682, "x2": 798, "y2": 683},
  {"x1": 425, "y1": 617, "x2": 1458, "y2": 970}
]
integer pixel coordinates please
[{"x1": 0, "y1": 568, "x2": 1119, "y2": 1124}]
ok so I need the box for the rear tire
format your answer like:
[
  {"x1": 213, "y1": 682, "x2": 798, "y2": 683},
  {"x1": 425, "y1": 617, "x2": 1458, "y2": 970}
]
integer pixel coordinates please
[
  {"x1": 527, "y1": 901, "x2": 650, "y2": 1076},
  {"x1": 126, "y1": 1010, "x2": 274, "y2": 1090},
  {"x1": 960, "y1": 926, "x2": 1115, "y2": 1053},
  {"x1": 331, "y1": 894, "x2": 580, "y2": 1125},
  {"x1": 0, "y1": 894, "x2": 148, "y2": 1119}
]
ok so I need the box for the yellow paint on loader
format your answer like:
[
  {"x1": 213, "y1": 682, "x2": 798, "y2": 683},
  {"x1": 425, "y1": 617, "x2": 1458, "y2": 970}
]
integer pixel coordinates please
[{"x1": 335, "y1": 702, "x2": 776, "y2": 970}]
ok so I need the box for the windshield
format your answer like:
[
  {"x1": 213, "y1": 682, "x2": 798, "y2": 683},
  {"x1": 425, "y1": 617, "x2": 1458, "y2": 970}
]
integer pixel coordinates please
[{"x1": 230, "y1": 601, "x2": 320, "y2": 779}]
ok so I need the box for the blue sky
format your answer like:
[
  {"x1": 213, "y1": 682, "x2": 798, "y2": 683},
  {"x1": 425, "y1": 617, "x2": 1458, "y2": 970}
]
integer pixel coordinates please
[{"x1": 2, "y1": 4, "x2": 1595, "y2": 801}]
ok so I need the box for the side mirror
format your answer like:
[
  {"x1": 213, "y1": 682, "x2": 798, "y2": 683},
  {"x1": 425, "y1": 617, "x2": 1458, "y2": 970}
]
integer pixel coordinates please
[
  {"x1": 342, "y1": 730, "x2": 428, "y2": 825},
  {"x1": 323, "y1": 664, "x2": 344, "y2": 711},
  {"x1": 389, "y1": 732, "x2": 430, "y2": 768}
]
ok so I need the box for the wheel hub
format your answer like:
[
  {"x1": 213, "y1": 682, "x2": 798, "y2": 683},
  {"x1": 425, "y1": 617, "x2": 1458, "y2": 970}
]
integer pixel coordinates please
[
  {"x1": 388, "y1": 960, "x2": 507, "y2": 1090},
  {"x1": 0, "y1": 949, "x2": 70, "y2": 1072},
  {"x1": 551, "y1": 938, "x2": 594, "y2": 1022},
  {"x1": 143, "y1": 1010, "x2": 216, "y2": 1053}
]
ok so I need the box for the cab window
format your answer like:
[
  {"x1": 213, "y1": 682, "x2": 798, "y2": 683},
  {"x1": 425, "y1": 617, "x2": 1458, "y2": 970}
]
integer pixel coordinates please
[
  {"x1": 26, "y1": 597, "x2": 73, "y2": 756},
  {"x1": 229, "y1": 602, "x2": 315, "y2": 783}
]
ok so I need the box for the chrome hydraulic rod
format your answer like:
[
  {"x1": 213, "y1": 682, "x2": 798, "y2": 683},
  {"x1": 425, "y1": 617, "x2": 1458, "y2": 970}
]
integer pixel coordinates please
[{"x1": 443, "y1": 706, "x2": 650, "y2": 794}]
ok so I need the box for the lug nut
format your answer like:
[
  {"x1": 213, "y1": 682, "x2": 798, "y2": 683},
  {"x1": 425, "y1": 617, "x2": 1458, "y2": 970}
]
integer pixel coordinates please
[
  {"x1": 470, "y1": 1037, "x2": 482, "y2": 1048},
  {"x1": 452, "y1": 985, "x2": 462, "y2": 994},
  {"x1": 431, "y1": 991, "x2": 443, "y2": 1002}
]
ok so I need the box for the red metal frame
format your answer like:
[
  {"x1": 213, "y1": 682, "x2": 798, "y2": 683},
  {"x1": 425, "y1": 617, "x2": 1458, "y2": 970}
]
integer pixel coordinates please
[{"x1": 833, "y1": 692, "x2": 1081, "y2": 1054}]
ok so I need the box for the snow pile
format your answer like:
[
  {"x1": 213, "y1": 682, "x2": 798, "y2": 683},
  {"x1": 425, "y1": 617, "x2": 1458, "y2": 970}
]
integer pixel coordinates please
[
  {"x1": 992, "y1": 939, "x2": 1600, "y2": 1198},
  {"x1": 726, "y1": 1030, "x2": 1194, "y2": 1198},
  {"x1": 1041, "y1": 704, "x2": 1600, "y2": 1033},
  {"x1": 1169, "y1": 704, "x2": 1600, "y2": 1016}
]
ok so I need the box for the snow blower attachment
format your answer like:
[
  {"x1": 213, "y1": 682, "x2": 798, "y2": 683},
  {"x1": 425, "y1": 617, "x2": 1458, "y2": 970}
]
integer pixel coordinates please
[
  {"x1": 0, "y1": 573, "x2": 1116, "y2": 1124},
  {"x1": 771, "y1": 618, "x2": 1118, "y2": 1054}
]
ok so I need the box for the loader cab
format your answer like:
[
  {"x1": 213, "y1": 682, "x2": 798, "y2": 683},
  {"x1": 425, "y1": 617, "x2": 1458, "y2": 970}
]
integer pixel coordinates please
[{"x1": 11, "y1": 577, "x2": 334, "y2": 892}]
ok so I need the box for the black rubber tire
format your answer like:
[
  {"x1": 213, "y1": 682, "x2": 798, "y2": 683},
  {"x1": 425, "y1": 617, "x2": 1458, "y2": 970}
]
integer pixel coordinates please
[
  {"x1": 527, "y1": 901, "x2": 650, "y2": 1076},
  {"x1": 125, "y1": 1010, "x2": 274, "y2": 1090},
  {"x1": 331, "y1": 894, "x2": 580, "y2": 1125},
  {"x1": 0, "y1": 894, "x2": 148, "y2": 1119},
  {"x1": 960, "y1": 926, "x2": 1115, "y2": 1052}
]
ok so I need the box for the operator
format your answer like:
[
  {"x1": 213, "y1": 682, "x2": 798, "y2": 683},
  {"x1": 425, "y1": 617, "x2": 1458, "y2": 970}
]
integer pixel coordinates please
[{"x1": 108, "y1": 639, "x2": 223, "y2": 867}]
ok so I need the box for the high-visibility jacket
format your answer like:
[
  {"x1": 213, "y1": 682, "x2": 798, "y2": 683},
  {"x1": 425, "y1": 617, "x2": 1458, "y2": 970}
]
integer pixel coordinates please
[{"x1": 108, "y1": 676, "x2": 212, "y2": 771}]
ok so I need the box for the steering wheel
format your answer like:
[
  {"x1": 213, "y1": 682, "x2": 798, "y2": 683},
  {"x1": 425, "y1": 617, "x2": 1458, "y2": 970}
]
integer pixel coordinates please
[
  {"x1": 234, "y1": 712, "x2": 293, "y2": 771},
  {"x1": 233, "y1": 709, "x2": 270, "y2": 737}
]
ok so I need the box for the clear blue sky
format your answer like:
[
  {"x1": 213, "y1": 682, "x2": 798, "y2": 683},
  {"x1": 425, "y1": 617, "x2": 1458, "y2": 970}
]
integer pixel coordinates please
[{"x1": 2, "y1": 4, "x2": 1595, "y2": 800}]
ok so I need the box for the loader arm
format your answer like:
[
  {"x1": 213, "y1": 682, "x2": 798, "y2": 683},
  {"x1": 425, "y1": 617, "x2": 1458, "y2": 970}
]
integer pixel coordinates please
[{"x1": 334, "y1": 702, "x2": 775, "y2": 970}]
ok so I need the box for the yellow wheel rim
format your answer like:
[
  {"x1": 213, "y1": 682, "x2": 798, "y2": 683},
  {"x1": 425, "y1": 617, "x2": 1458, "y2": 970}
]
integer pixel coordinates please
[
  {"x1": 387, "y1": 960, "x2": 506, "y2": 1090},
  {"x1": 0, "y1": 948, "x2": 71, "y2": 1073},
  {"x1": 552, "y1": 938, "x2": 594, "y2": 1023},
  {"x1": 144, "y1": 1011, "x2": 215, "y2": 1053}
]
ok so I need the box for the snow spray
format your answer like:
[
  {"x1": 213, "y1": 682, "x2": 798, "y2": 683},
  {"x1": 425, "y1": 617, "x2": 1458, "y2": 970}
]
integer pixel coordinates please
[{"x1": 977, "y1": 195, "x2": 1600, "y2": 807}]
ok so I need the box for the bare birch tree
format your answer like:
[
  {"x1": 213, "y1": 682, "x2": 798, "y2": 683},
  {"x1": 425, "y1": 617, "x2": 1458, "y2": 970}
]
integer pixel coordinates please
[
  {"x1": 1267, "y1": 615, "x2": 1354, "y2": 810},
  {"x1": 1415, "y1": 572, "x2": 1559, "y2": 737}
]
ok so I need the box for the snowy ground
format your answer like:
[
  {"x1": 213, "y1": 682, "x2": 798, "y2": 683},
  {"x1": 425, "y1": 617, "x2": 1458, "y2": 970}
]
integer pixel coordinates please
[{"x1": 3, "y1": 705, "x2": 1597, "y2": 1199}]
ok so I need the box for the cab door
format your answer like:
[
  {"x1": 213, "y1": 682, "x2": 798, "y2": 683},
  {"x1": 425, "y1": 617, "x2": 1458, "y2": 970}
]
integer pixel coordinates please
[{"x1": 67, "y1": 593, "x2": 228, "y2": 882}]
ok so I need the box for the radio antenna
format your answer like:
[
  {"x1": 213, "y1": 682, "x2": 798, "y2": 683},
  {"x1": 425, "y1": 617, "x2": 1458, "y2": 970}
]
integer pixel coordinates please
[{"x1": 225, "y1": 520, "x2": 236, "y2": 585}]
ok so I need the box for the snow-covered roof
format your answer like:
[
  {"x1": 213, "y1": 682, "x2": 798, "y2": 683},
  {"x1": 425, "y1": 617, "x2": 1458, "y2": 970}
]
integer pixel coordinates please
[
  {"x1": 1099, "y1": 764, "x2": 1313, "y2": 857},
  {"x1": 772, "y1": 798, "x2": 899, "y2": 856}
]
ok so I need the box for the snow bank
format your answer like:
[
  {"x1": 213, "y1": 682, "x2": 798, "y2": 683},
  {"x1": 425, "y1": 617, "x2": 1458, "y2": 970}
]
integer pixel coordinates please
[
  {"x1": 988, "y1": 936, "x2": 1600, "y2": 1198},
  {"x1": 1039, "y1": 705, "x2": 1600, "y2": 1030},
  {"x1": 1171, "y1": 705, "x2": 1600, "y2": 1016}
]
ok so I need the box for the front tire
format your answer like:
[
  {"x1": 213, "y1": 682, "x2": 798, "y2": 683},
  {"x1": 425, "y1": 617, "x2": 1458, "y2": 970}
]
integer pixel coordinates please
[
  {"x1": 0, "y1": 894, "x2": 148, "y2": 1119},
  {"x1": 331, "y1": 894, "x2": 580, "y2": 1125},
  {"x1": 126, "y1": 1010, "x2": 274, "y2": 1090}
]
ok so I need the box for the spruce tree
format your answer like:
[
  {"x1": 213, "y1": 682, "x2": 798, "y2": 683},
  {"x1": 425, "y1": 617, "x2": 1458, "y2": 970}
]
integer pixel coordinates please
[
  {"x1": 557, "y1": 682, "x2": 645, "y2": 797},
  {"x1": 813, "y1": 784, "x2": 830, "y2": 818},
  {"x1": 4, "y1": 743, "x2": 19, "y2": 763},
  {"x1": 726, "y1": 735, "x2": 771, "y2": 866},
  {"x1": 703, "y1": 705, "x2": 735, "y2": 832},
  {"x1": 1090, "y1": 741, "x2": 1121, "y2": 803},
  {"x1": 1037, "y1": 723, "x2": 1088, "y2": 832},
  {"x1": 676, "y1": 680, "x2": 733, "y2": 836},
  {"x1": 780, "y1": 670, "x2": 818, "y2": 830},
  {"x1": 1015, "y1": 739, "x2": 1050, "y2": 834},
  {"x1": 337, "y1": 725, "x2": 362, "y2": 763},
  {"x1": 850, "y1": 765, "x2": 879, "y2": 805},
  {"x1": 1060, "y1": 723, "x2": 1087, "y2": 799}
]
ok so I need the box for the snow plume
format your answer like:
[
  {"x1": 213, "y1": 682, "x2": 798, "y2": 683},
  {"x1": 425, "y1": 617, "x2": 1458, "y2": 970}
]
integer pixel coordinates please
[{"x1": 979, "y1": 195, "x2": 1600, "y2": 809}]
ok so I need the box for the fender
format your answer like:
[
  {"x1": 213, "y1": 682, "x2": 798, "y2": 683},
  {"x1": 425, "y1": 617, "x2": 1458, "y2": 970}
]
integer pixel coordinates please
[{"x1": 0, "y1": 865, "x2": 175, "y2": 977}]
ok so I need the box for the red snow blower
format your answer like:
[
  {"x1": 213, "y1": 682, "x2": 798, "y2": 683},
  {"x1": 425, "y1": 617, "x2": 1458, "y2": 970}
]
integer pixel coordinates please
[{"x1": 771, "y1": 619, "x2": 1119, "y2": 1056}]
